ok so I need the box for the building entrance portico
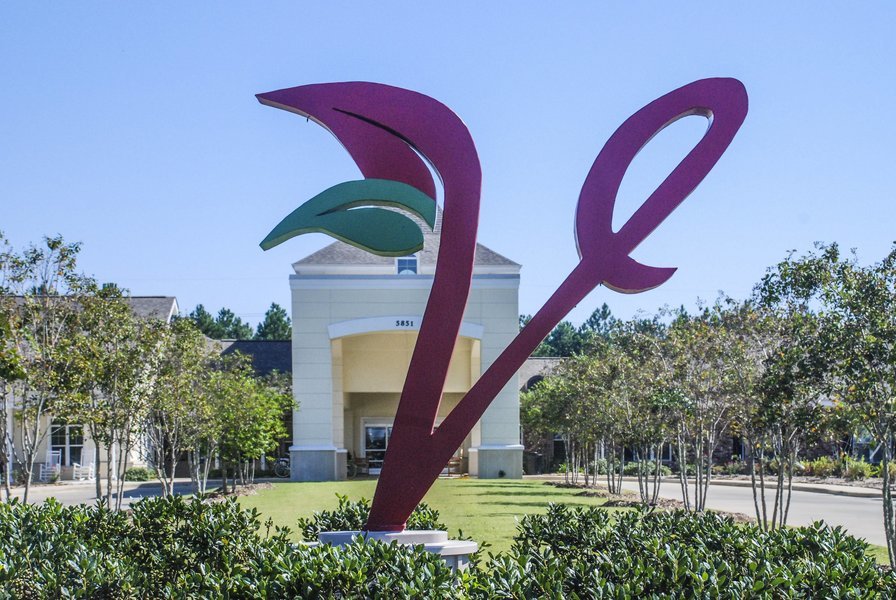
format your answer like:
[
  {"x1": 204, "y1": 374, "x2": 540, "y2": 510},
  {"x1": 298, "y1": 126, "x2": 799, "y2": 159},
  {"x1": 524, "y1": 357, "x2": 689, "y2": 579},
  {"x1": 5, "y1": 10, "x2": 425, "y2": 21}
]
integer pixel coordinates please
[
  {"x1": 336, "y1": 329, "x2": 478, "y2": 477},
  {"x1": 287, "y1": 209, "x2": 524, "y2": 481}
]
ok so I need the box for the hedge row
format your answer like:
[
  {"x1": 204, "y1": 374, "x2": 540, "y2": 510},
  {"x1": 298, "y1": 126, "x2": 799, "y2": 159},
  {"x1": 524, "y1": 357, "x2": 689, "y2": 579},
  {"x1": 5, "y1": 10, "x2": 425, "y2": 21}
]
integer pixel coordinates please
[{"x1": 0, "y1": 497, "x2": 892, "y2": 598}]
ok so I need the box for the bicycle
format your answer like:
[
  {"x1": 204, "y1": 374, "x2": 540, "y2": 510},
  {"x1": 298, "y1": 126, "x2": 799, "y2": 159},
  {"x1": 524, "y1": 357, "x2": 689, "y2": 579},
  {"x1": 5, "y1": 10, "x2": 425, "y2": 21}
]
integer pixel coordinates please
[{"x1": 273, "y1": 457, "x2": 290, "y2": 478}]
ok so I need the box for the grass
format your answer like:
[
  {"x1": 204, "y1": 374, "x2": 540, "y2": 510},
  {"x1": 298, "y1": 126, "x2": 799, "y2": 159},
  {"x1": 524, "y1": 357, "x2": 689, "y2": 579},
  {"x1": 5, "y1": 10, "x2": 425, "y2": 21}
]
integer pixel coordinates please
[
  {"x1": 867, "y1": 544, "x2": 890, "y2": 565},
  {"x1": 239, "y1": 477, "x2": 613, "y2": 553},
  {"x1": 240, "y1": 477, "x2": 893, "y2": 563}
]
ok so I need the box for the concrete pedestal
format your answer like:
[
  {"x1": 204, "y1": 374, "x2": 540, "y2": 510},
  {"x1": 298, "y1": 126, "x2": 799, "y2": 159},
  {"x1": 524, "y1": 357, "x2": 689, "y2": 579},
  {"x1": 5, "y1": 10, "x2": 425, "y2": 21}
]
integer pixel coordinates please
[
  {"x1": 289, "y1": 447, "x2": 349, "y2": 481},
  {"x1": 318, "y1": 530, "x2": 478, "y2": 571},
  {"x1": 468, "y1": 444, "x2": 524, "y2": 479}
]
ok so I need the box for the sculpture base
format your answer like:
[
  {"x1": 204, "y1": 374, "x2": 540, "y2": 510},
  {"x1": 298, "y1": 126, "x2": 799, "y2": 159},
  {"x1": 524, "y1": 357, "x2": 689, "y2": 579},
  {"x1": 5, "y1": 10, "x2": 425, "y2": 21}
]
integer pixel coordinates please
[{"x1": 317, "y1": 530, "x2": 477, "y2": 571}]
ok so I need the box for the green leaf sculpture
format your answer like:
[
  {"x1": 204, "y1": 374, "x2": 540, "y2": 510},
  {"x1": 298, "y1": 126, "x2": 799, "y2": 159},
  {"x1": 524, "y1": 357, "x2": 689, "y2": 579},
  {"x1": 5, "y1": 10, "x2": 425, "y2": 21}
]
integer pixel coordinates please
[{"x1": 260, "y1": 179, "x2": 437, "y2": 256}]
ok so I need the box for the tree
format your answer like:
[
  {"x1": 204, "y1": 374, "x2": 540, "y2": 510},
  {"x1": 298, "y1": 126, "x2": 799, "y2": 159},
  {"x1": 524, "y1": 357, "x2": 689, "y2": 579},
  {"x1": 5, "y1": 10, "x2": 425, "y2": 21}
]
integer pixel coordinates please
[
  {"x1": 580, "y1": 303, "x2": 618, "y2": 342},
  {"x1": 64, "y1": 285, "x2": 165, "y2": 509},
  {"x1": 142, "y1": 318, "x2": 216, "y2": 496},
  {"x1": 187, "y1": 305, "x2": 254, "y2": 340},
  {"x1": 212, "y1": 352, "x2": 291, "y2": 493},
  {"x1": 2, "y1": 236, "x2": 93, "y2": 501},
  {"x1": 0, "y1": 235, "x2": 25, "y2": 499},
  {"x1": 610, "y1": 319, "x2": 673, "y2": 504},
  {"x1": 214, "y1": 308, "x2": 253, "y2": 340},
  {"x1": 532, "y1": 321, "x2": 583, "y2": 357},
  {"x1": 665, "y1": 305, "x2": 739, "y2": 512},
  {"x1": 779, "y1": 243, "x2": 896, "y2": 566},
  {"x1": 255, "y1": 303, "x2": 291, "y2": 340},
  {"x1": 187, "y1": 304, "x2": 220, "y2": 338}
]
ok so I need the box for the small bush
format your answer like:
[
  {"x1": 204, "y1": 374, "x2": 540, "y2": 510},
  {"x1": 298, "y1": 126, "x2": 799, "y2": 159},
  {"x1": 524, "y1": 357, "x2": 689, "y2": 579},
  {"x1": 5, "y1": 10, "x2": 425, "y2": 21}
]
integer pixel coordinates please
[
  {"x1": 877, "y1": 461, "x2": 896, "y2": 480},
  {"x1": 844, "y1": 457, "x2": 874, "y2": 481},
  {"x1": 674, "y1": 462, "x2": 698, "y2": 476},
  {"x1": 123, "y1": 466, "x2": 154, "y2": 481},
  {"x1": 622, "y1": 461, "x2": 672, "y2": 477},
  {"x1": 713, "y1": 460, "x2": 747, "y2": 476},
  {"x1": 555, "y1": 462, "x2": 584, "y2": 475},
  {"x1": 805, "y1": 455, "x2": 838, "y2": 477},
  {"x1": 297, "y1": 494, "x2": 447, "y2": 541},
  {"x1": 588, "y1": 458, "x2": 621, "y2": 475}
]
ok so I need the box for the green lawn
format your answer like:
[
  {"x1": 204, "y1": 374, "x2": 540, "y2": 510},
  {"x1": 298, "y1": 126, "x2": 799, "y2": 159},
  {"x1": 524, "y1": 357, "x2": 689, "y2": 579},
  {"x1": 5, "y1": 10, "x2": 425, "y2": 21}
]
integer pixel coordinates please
[
  {"x1": 240, "y1": 478, "x2": 892, "y2": 563},
  {"x1": 239, "y1": 478, "x2": 612, "y2": 553}
]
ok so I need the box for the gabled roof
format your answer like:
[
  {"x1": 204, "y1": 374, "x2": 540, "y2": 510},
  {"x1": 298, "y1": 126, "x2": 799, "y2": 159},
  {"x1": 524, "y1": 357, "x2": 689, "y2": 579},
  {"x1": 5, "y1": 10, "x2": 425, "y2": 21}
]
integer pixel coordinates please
[
  {"x1": 126, "y1": 297, "x2": 179, "y2": 322},
  {"x1": 4, "y1": 295, "x2": 179, "y2": 323},
  {"x1": 293, "y1": 206, "x2": 520, "y2": 269}
]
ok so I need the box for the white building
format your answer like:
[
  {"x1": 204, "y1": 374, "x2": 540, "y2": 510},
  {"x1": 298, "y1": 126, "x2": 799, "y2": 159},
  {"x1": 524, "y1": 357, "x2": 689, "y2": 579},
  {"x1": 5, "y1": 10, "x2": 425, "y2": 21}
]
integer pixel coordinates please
[
  {"x1": 288, "y1": 210, "x2": 524, "y2": 481},
  {"x1": 10, "y1": 297, "x2": 179, "y2": 482}
]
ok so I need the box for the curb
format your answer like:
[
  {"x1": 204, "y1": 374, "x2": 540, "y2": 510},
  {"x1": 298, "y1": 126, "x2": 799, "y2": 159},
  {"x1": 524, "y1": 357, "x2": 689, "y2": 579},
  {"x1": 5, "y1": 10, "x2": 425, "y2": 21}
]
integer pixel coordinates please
[
  {"x1": 524, "y1": 474, "x2": 883, "y2": 499},
  {"x1": 706, "y1": 478, "x2": 882, "y2": 499}
]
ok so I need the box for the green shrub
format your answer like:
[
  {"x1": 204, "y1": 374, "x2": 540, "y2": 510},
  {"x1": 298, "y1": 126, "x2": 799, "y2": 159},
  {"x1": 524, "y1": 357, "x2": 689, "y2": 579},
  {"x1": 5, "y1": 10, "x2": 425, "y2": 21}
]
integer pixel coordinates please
[
  {"x1": 844, "y1": 457, "x2": 874, "y2": 481},
  {"x1": 805, "y1": 455, "x2": 838, "y2": 477},
  {"x1": 674, "y1": 462, "x2": 698, "y2": 476},
  {"x1": 589, "y1": 458, "x2": 609, "y2": 475},
  {"x1": 297, "y1": 494, "x2": 447, "y2": 541},
  {"x1": 487, "y1": 504, "x2": 896, "y2": 598},
  {"x1": 0, "y1": 496, "x2": 461, "y2": 599},
  {"x1": 554, "y1": 462, "x2": 584, "y2": 474},
  {"x1": 0, "y1": 496, "x2": 892, "y2": 598},
  {"x1": 726, "y1": 459, "x2": 747, "y2": 475},
  {"x1": 877, "y1": 461, "x2": 896, "y2": 480},
  {"x1": 622, "y1": 461, "x2": 672, "y2": 477},
  {"x1": 123, "y1": 466, "x2": 154, "y2": 481}
]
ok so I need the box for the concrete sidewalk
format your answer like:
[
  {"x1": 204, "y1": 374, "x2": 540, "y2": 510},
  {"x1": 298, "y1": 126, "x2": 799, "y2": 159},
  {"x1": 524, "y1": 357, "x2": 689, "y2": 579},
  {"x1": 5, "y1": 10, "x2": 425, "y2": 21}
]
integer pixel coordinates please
[
  {"x1": 706, "y1": 477, "x2": 882, "y2": 498},
  {"x1": 524, "y1": 474, "x2": 883, "y2": 498}
]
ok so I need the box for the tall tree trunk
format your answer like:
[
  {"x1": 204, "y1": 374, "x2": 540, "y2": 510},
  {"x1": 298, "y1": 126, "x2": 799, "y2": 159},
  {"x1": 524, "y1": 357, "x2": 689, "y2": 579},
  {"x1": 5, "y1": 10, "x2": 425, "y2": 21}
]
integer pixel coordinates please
[
  {"x1": 677, "y1": 434, "x2": 690, "y2": 512},
  {"x1": 881, "y1": 431, "x2": 895, "y2": 568},
  {"x1": 115, "y1": 442, "x2": 130, "y2": 511},
  {"x1": 758, "y1": 445, "x2": 769, "y2": 529},
  {"x1": 746, "y1": 436, "x2": 762, "y2": 528},
  {"x1": 105, "y1": 440, "x2": 114, "y2": 507},
  {"x1": 94, "y1": 444, "x2": 103, "y2": 500}
]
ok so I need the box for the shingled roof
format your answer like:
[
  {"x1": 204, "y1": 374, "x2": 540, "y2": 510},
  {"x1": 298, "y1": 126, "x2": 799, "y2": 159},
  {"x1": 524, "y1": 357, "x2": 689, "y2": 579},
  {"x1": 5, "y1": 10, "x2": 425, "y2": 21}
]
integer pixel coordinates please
[
  {"x1": 5, "y1": 296, "x2": 179, "y2": 323},
  {"x1": 219, "y1": 340, "x2": 292, "y2": 376},
  {"x1": 294, "y1": 206, "x2": 519, "y2": 268},
  {"x1": 126, "y1": 297, "x2": 179, "y2": 322}
]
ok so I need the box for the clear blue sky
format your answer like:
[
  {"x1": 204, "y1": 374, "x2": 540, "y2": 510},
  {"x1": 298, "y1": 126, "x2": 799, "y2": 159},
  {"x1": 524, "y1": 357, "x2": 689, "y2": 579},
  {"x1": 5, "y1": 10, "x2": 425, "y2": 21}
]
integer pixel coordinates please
[{"x1": 2, "y1": 4, "x2": 894, "y2": 326}]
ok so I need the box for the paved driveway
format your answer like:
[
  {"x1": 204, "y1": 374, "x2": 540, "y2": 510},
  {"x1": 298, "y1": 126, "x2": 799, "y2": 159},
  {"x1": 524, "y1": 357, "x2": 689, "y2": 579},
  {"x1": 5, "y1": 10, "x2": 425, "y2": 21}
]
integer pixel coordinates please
[
  {"x1": 9, "y1": 480, "x2": 203, "y2": 509},
  {"x1": 621, "y1": 480, "x2": 887, "y2": 546}
]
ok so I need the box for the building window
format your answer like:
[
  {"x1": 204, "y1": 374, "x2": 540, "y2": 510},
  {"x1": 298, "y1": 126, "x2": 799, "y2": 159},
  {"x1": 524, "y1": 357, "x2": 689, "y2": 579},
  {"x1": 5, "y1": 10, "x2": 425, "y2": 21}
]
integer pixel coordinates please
[
  {"x1": 396, "y1": 255, "x2": 418, "y2": 275},
  {"x1": 364, "y1": 425, "x2": 393, "y2": 473},
  {"x1": 51, "y1": 422, "x2": 84, "y2": 466}
]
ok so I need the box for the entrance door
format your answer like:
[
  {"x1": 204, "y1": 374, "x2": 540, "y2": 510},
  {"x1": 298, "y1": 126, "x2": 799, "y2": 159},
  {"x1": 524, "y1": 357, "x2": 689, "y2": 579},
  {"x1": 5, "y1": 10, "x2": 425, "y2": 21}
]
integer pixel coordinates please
[{"x1": 364, "y1": 425, "x2": 392, "y2": 474}]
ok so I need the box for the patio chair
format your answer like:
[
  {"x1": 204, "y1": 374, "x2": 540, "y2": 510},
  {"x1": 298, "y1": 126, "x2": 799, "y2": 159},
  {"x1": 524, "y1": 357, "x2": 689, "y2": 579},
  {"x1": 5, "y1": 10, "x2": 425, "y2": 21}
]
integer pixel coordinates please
[
  {"x1": 72, "y1": 461, "x2": 95, "y2": 481},
  {"x1": 39, "y1": 450, "x2": 62, "y2": 482}
]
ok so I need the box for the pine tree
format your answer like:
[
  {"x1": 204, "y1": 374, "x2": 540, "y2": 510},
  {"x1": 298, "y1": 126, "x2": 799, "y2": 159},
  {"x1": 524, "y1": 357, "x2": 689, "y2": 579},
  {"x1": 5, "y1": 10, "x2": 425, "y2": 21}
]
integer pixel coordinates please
[{"x1": 255, "y1": 303, "x2": 291, "y2": 340}]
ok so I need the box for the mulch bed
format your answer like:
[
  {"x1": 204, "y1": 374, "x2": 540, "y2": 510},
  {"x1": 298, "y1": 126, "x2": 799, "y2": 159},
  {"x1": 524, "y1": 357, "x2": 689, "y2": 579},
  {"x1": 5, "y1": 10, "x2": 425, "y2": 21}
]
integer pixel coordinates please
[
  {"x1": 546, "y1": 481, "x2": 754, "y2": 522},
  {"x1": 204, "y1": 482, "x2": 274, "y2": 503}
]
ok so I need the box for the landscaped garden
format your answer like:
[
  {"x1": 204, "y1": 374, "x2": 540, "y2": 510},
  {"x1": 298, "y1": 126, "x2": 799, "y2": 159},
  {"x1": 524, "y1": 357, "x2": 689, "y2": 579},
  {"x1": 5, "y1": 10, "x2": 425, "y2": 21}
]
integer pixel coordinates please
[
  {"x1": 1, "y1": 484, "x2": 893, "y2": 598},
  {"x1": 239, "y1": 478, "x2": 621, "y2": 554}
]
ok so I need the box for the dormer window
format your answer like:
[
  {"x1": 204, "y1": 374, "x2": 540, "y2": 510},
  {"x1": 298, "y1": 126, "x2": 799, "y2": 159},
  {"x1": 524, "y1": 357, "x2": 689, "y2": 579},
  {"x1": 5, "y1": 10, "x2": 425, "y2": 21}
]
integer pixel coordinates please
[{"x1": 396, "y1": 255, "x2": 418, "y2": 275}]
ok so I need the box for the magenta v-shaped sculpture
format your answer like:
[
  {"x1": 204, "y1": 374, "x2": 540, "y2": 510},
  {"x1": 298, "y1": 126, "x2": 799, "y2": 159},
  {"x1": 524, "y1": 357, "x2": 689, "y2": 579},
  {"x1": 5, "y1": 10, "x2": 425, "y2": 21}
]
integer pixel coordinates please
[{"x1": 258, "y1": 78, "x2": 748, "y2": 531}]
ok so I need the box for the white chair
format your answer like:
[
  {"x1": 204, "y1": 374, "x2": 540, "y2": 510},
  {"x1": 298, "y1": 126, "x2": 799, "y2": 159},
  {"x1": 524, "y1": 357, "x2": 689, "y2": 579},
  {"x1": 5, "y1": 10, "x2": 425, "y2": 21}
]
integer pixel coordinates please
[
  {"x1": 39, "y1": 450, "x2": 62, "y2": 482},
  {"x1": 72, "y1": 461, "x2": 95, "y2": 481}
]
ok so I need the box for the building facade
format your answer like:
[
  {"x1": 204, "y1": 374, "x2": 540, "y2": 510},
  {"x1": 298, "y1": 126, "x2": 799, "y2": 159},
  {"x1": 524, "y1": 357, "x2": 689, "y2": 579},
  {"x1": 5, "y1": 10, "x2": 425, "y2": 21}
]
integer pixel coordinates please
[
  {"x1": 8, "y1": 296, "x2": 179, "y2": 482},
  {"x1": 288, "y1": 211, "x2": 524, "y2": 481}
]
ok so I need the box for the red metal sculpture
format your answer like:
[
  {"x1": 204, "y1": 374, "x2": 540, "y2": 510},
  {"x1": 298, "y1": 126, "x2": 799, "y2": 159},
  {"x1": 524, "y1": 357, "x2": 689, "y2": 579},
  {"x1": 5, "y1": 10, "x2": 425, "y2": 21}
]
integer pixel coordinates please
[{"x1": 259, "y1": 78, "x2": 748, "y2": 531}]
